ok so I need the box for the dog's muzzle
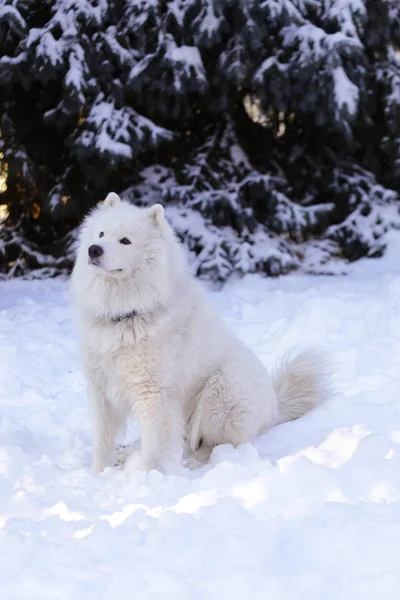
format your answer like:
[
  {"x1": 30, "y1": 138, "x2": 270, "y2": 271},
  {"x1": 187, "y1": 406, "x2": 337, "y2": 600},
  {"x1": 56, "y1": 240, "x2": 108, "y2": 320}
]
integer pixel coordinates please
[{"x1": 88, "y1": 244, "x2": 103, "y2": 265}]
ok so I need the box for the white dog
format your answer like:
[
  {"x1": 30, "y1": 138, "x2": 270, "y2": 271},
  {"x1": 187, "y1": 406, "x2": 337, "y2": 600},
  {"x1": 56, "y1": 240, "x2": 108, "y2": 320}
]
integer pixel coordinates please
[{"x1": 70, "y1": 192, "x2": 330, "y2": 473}]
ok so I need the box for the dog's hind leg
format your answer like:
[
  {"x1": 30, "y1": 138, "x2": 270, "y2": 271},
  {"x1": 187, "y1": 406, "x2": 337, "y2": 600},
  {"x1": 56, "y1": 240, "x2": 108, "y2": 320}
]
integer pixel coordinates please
[{"x1": 188, "y1": 364, "x2": 261, "y2": 460}]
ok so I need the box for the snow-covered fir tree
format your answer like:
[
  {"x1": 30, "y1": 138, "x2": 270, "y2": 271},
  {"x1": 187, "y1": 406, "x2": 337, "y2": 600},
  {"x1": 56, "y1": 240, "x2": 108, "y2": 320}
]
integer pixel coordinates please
[{"x1": 0, "y1": 0, "x2": 399, "y2": 280}]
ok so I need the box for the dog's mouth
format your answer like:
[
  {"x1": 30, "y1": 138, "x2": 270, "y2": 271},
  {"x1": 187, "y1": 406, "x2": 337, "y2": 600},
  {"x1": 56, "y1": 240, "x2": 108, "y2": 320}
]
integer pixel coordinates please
[
  {"x1": 89, "y1": 259, "x2": 123, "y2": 274},
  {"x1": 89, "y1": 257, "x2": 101, "y2": 267}
]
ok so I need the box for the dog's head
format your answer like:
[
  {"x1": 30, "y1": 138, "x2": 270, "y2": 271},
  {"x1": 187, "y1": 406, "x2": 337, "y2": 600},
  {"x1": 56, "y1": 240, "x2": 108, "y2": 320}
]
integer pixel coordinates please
[
  {"x1": 72, "y1": 193, "x2": 185, "y2": 315},
  {"x1": 79, "y1": 192, "x2": 167, "y2": 278}
]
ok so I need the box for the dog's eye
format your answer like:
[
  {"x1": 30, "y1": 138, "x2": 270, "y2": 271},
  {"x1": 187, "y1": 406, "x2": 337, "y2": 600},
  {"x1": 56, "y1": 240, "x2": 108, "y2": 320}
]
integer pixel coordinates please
[
  {"x1": 99, "y1": 232, "x2": 104, "y2": 238},
  {"x1": 120, "y1": 237, "x2": 131, "y2": 245}
]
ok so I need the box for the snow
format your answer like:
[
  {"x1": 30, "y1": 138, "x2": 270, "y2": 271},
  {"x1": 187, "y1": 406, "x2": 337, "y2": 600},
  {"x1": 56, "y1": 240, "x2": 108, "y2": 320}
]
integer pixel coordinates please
[
  {"x1": 255, "y1": 55, "x2": 287, "y2": 82},
  {"x1": 230, "y1": 144, "x2": 252, "y2": 171},
  {"x1": 129, "y1": 37, "x2": 207, "y2": 95},
  {"x1": 167, "y1": 1, "x2": 185, "y2": 27},
  {"x1": 333, "y1": 66, "x2": 359, "y2": 117},
  {"x1": 377, "y1": 59, "x2": 400, "y2": 119},
  {"x1": 199, "y1": 7, "x2": 222, "y2": 37},
  {"x1": 74, "y1": 98, "x2": 174, "y2": 160},
  {"x1": 169, "y1": 45, "x2": 202, "y2": 68},
  {"x1": 261, "y1": 0, "x2": 302, "y2": 22},
  {"x1": 276, "y1": 20, "x2": 363, "y2": 120},
  {"x1": 29, "y1": 31, "x2": 63, "y2": 67},
  {"x1": 165, "y1": 40, "x2": 208, "y2": 93},
  {"x1": 282, "y1": 23, "x2": 362, "y2": 63},
  {"x1": 65, "y1": 44, "x2": 87, "y2": 101},
  {"x1": 4, "y1": 241, "x2": 400, "y2": 598},
  {"x1": 322, "y1": 0, "x2": 366, "y2": 40},
  {"x1": 103, "y1": 27, "x2": 134, "y2": 65},
  {"x1": 0, "y1": 5, "x2": 26, "y2": 30}
]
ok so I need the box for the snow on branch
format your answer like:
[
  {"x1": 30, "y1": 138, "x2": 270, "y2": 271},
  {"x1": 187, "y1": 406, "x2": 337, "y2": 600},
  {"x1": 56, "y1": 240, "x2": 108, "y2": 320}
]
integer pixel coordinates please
[
  {"x1": 73, "y1": 96, "x2": 175, "y2": 164},
  {"x1": 129, "y1": 35, "x2": 208, "y2": 96}
]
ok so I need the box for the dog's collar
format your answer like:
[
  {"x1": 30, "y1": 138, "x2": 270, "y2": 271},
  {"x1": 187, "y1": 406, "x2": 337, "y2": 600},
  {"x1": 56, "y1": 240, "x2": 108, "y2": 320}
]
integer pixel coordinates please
[{"x1": 110, "y1": 310, "x2": 138, "y2": 323}]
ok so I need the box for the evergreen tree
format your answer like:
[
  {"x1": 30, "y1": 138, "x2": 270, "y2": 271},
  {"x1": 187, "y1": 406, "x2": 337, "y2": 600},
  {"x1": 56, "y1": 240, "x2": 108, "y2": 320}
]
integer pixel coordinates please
[{"x1": 0, "y1": 0, "x2": 399, "y2": 281}]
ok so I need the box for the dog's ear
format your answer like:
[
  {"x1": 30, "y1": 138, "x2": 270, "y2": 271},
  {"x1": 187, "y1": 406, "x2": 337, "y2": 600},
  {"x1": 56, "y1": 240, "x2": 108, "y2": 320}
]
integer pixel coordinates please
[
  {"x1": 101, "y1": 192, "x2": 121, "y2": 208},
  {"x1": 148, "y1": 203, "x2": 165, "y2": 230}
]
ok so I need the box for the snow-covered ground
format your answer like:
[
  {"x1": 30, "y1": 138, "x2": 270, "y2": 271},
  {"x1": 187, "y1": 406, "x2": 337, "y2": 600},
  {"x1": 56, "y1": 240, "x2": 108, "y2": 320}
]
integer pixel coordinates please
[{"x1": 2, "y1": 235, "x2": 400, "y2": 599}]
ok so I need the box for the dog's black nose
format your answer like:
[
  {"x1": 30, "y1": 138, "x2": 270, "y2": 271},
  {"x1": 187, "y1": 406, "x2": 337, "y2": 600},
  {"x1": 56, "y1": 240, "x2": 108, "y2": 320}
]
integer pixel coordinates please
[{"x1": 88, "y1": 244, "x2": 103, "y2": 259}]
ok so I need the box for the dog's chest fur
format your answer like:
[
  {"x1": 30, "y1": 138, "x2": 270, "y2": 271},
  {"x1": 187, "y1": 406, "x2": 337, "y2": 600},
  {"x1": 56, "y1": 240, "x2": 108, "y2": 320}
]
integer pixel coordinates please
[{"x1": 83, "y1": 313, "x2": 174, "y2": 404}]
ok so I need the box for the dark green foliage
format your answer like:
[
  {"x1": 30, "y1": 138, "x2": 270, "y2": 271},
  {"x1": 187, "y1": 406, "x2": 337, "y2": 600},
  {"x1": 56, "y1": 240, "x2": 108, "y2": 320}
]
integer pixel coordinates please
[{"x1": 0, "y1": 0, "x2": 399, "y2": 280}]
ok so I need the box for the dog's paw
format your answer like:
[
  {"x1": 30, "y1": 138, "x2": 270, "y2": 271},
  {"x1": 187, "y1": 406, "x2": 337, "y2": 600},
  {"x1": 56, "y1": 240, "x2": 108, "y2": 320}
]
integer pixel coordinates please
[
  {"x1": 122, "y1": 440, "x2": 142, "y2": 470},
  {"x1": 113, "y1": 444, "x2": 130, "y2": 468},
  {"x1": 182, "y1": 454, "x2": 205, "y2": 470}
]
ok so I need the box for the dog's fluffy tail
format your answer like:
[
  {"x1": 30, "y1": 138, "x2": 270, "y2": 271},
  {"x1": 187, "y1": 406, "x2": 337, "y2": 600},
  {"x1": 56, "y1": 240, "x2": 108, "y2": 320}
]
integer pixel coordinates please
[{"x1": 272, "y1": 349, "x2": 331, "y2": 426}]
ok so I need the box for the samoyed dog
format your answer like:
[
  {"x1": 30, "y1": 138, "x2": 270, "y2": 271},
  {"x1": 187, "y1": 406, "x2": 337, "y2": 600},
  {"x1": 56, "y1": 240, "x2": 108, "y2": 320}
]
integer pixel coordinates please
[{"x1": 71, "y1": 192, "x2": 330, "y2": 474}]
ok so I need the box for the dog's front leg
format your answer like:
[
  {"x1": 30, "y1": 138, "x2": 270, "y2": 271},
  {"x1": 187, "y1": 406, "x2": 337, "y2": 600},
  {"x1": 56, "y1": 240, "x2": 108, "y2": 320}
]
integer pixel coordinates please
[
  {"x1": 135, "y1": 391, "x2": 183, "y2": 474},
  {"x1": 87, "y1": 379, "x2": 123, "y2": 472}
]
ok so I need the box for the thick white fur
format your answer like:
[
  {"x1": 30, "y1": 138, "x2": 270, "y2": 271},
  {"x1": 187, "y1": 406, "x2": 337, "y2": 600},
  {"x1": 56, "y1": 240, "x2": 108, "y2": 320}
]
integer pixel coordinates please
[{"x1": 70, "y1": 193, "x2": 331, "y2": 473}]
